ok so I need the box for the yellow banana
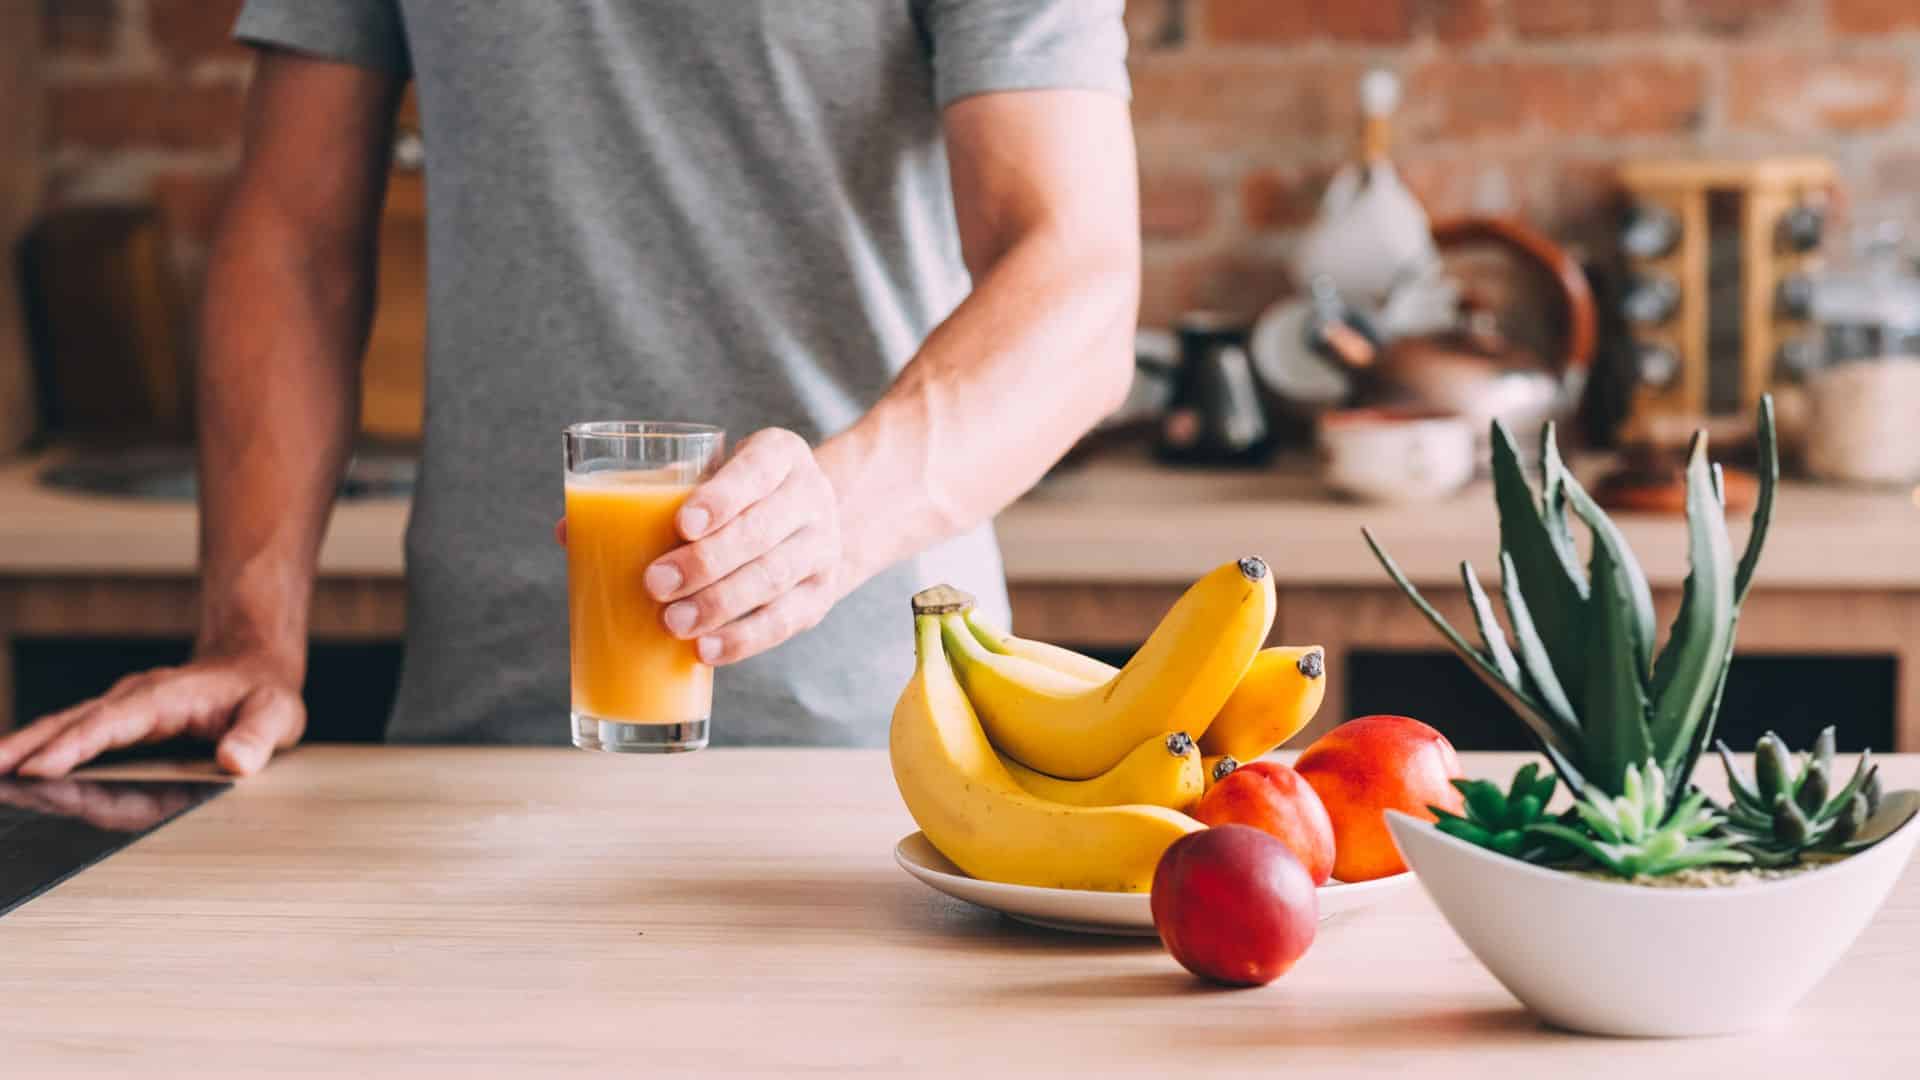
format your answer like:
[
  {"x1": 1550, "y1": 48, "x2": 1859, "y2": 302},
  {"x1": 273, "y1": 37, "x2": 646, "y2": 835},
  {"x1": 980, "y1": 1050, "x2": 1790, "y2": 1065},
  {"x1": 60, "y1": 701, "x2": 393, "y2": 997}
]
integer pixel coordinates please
[
  {"x1": 1198, "y1": 645, "x2": 1328, "y2": 762},
  {"x1": 963, "y1": 610, "x2": 1119, "y2": 683},
  {"x1": 999, "y1": 731, "x2": 1204, "y2": 810},
  {"x1": 890, "y1": 590, "x2": 1201, "y2": 892},
  {"x1": 1202, "y1": 753, "x2": 1241, "y2": 795},
  {"x1": 939, "y1": 557, "x2": 1276, "y2": 779}
]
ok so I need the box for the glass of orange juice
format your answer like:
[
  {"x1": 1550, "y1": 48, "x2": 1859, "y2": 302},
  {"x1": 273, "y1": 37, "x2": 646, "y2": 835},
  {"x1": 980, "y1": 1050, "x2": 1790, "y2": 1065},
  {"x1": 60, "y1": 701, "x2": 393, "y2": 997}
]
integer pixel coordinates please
[{"x1": 563, "y1": 422, "x2": 725, "y2": 753}]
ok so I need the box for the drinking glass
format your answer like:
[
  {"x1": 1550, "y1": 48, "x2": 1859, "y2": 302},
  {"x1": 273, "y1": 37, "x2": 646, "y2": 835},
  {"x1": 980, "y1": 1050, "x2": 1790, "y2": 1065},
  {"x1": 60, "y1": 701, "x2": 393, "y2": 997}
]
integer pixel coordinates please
[{"x1": 563, "y1": 422, "x2": 725, "y2": 752}]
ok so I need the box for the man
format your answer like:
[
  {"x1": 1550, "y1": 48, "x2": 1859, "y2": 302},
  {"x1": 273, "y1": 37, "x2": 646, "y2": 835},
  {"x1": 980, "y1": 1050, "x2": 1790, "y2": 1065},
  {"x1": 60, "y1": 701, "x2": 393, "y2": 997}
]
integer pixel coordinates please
[{"x1": 0, "y1": 2, "x2": 1138, "y2": 777}]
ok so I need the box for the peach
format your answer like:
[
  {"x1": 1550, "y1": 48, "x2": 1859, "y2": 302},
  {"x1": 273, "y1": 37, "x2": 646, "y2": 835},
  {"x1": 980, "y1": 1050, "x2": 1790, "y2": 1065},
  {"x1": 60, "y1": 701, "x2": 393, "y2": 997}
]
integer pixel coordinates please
[
  {"x1": 1192, "y1": 760, "x2": 1336, "y2": 885},
  {"x1": 1151, "y1": 825, "x2": 1318, "y2": 987},
  {"x1": 1294, "y1": 715, "x2": 1463, "y2": 882}
]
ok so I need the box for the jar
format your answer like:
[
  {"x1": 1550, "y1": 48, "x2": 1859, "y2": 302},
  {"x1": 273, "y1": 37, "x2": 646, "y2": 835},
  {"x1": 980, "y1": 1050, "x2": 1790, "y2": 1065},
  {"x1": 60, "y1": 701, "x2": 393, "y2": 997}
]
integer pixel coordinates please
[{"x1": 1802, "y1": 224, "x2": 1920, "y2": 486}]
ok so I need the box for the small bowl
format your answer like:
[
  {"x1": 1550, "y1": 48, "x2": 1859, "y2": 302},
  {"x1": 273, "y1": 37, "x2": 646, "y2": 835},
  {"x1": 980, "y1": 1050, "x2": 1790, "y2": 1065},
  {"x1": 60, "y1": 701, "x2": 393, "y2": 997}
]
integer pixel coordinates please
[
  {"x1": 1318, "y1": 407, "x2": 1475, "y2": 503},
  {"x1": 1385, "y1": 808, "x2": 1920, "y2": 1037}
]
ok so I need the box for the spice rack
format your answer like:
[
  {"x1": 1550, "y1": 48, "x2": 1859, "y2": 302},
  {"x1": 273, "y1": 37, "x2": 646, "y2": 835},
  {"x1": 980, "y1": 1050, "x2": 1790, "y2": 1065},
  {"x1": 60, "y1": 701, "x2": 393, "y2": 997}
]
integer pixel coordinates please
[{"x1": 1615, "y1": 157, "x2": 1835, "y2": 442}]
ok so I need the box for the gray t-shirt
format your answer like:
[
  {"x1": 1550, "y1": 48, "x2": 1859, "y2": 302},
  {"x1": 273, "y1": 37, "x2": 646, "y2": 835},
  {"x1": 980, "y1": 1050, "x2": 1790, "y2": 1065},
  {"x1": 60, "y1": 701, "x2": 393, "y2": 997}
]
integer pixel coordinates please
[{"x1": 233, "y1": 2, "x2": 1128, "y2": 746}]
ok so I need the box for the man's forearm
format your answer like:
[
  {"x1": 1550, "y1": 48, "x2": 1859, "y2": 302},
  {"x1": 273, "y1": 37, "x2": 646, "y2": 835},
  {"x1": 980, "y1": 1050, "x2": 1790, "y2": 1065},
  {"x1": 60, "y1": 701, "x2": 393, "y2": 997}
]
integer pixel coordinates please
[
  {"x1": 193, "y1": 186, "x2": 381, "y2": 677},
  {"x1": 817, "y1": 228, "x2": 1138, "y2": 592}
]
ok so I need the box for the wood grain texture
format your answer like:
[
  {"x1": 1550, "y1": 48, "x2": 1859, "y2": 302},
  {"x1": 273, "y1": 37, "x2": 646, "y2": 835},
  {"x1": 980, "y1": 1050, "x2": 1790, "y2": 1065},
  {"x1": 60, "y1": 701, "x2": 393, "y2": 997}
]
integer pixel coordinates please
[{"x1": 0, "y1": 748, "x2": 1915, "y2": 1076}]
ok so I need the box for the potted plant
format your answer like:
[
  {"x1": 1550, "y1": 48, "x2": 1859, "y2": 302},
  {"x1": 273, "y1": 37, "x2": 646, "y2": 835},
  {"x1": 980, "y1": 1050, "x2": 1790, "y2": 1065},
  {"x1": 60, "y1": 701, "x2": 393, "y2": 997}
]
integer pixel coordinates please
[{"x1": 1365, "y1": 399, "x2": 1920, "y2": 1037}]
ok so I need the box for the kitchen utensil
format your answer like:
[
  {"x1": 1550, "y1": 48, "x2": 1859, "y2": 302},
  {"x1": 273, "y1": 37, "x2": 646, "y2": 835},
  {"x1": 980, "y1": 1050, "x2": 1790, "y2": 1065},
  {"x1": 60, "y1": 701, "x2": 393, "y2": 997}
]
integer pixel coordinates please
[
  {"x1": 1615, "y1": 157, "x2": 1836, "y2": 439},
  {"x1": 0, "y1": 3, "x2": 42, "y2": 456},
  {"x1": 1156, "y1": 313, "x2": 1272, "y2": 466},
  {"x1": 1804, "y1": 362, "x2": 1920, "y2": 486},
  {"x1": 1295, "y1": 69, "x2": 1436, "y2": 310},
  {"x1": 892, "y1": 832, "x2": 1412, "y2": 937},
  {"x1": 1318, "y1": 406, "x2": 1475, "y2": 503},
  {"x1": 1592, "y1": 444, "x2": 1758, "y2": 515},
  {"x1": 1249, "y1": 278, "x2": 1385, "y2": 411},
  {"x1": 1366, "y1": 217, "x2": 1597, "y2": 441}
]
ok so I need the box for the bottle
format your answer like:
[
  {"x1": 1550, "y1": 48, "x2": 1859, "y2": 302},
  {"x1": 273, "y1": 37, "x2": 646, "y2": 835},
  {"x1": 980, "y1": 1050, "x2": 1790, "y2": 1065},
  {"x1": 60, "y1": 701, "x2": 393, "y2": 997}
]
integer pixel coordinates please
[{"x1": 1620, "y1": 203, "x2": 1680, "y2": 260}]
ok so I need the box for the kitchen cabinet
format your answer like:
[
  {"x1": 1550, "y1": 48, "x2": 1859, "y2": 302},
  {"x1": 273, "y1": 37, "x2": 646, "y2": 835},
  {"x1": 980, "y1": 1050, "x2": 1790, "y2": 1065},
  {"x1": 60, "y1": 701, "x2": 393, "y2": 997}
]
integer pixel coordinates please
[{"x1": 3, "y1": 454, "x2": 1918, "y2": 746}]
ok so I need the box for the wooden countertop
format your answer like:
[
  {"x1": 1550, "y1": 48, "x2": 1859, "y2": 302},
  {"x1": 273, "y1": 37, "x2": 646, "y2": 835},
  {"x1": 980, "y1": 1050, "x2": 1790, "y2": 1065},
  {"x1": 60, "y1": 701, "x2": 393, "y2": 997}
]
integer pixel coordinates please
[
  {"x1": 1, "y1": 452, "x2": 1915, "y2": 587},
  {"x1": 2, "y1": 747, "x2": 1916, "y2": 1075}
]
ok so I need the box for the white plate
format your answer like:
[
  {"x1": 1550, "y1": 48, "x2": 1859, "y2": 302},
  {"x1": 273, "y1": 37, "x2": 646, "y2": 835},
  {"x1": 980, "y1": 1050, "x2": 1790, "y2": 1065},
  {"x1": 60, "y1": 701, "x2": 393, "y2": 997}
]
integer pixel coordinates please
[{"x1": 894, "y1": 831, "x2": 1415, "y2": 937}]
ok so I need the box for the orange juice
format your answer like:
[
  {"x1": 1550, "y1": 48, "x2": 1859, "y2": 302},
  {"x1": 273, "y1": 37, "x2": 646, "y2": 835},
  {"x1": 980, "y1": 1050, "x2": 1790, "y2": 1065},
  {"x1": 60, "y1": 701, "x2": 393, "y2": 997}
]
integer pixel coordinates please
[{"x1": 565, "y1": 471, "x2": 712, "y2": 724}]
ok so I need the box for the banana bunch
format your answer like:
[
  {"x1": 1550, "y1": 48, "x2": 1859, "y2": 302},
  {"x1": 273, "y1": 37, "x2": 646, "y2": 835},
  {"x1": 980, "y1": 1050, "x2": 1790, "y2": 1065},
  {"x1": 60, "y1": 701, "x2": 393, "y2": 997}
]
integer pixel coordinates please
[{"x1": 890, "y1": 558, "x2": 1328, "y2": 892}]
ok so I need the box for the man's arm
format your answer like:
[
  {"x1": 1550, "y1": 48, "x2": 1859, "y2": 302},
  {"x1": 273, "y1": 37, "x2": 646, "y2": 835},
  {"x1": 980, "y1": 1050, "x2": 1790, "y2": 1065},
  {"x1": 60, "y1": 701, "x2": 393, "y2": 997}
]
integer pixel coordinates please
[
  {"x1": 0, "y1": 53, "x2": 403, "y2": 777},
  {"x1": 821, "y1": 89, "x2": 1140, "y2": 589},
  {"x1": 643, "y1": 90, "x2": 1139, "y2": 663}
]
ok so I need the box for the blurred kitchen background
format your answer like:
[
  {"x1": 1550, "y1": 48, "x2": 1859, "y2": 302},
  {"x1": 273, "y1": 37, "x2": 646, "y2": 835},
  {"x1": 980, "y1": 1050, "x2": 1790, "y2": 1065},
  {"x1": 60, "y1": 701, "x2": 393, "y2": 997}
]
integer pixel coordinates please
[{"x1": 2, "y1": 1, "x2": 1918, "y2": 753}]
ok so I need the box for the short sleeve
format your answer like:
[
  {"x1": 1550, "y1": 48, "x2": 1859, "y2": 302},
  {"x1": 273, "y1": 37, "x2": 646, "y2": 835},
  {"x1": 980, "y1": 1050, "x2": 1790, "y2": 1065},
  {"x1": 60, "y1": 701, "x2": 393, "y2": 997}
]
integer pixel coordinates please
[
  {"x1": 918, "y1": 0, "x2": 1130, "y2": 109},
  {"x1": 233, "y1": 0, "x2": 412, "y2": 78}
]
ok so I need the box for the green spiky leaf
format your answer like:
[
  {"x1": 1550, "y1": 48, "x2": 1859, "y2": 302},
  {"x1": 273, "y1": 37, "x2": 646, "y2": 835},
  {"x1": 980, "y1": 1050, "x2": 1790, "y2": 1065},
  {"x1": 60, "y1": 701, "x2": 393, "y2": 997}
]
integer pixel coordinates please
[
  {"x1": 1499, "y1": 551, "x2": 1581, "y2": 742},
  {"x1": 1461, "y1": 560, "x2": 1522, "y2": 687},
  {"x1": 1491, "y1": 422, "x2": 1590, "y2": 705},
  {"x1": 1363, "y1": 527, "x2": 1589, "y2": 792},
  {"x1": 1735, "y1": 396, "x2": 1779, "y2": 604},
  {"x1": 1648, "y1": 434, "x2": 1737, "y2": 795},
  {"x1": 1581, "y1": 532, "x2": 1654, "y2": 795},
  {"x1": 1564, "y1": 470, "x2": 1657, "y2": 678}
]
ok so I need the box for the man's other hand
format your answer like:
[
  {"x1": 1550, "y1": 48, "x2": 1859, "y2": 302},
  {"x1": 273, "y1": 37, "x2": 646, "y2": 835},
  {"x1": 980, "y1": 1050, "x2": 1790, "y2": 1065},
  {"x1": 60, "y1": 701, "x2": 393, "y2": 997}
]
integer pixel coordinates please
[{"x1": 0, "y1": 653, "x2": 305, "y2": 778}]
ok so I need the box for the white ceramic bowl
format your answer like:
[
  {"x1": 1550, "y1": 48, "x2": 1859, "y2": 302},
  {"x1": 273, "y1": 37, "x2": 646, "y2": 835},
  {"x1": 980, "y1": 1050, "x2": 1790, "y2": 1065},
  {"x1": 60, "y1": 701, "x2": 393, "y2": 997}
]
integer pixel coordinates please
[
  {"x1": 1385, "y1": 809, "x2": 1920, "y2": 1037},
  {"x1": 1318, "y1": 407, "x2": 1475, "y2": 503}
]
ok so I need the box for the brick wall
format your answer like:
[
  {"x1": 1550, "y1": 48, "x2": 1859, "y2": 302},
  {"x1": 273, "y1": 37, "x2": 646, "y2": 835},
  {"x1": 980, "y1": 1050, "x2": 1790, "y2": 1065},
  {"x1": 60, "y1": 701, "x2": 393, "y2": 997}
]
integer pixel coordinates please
[{"x1": 36, "y1": 0, "x2": 1920, "y2": 327}]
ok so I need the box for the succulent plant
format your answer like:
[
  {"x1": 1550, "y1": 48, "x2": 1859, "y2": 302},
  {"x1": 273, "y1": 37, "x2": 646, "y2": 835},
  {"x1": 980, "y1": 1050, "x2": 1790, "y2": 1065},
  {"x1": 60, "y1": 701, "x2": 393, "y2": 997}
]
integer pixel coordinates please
[
  {"x1": 1431, "y1": 762, "x2": 1573, "y2": 864},
  {"x1": 1365, "y1": 397, "x2": 1778, "y2": 810},
  {"x1": 1526, "y1": 761, "x2": 1751, "y2": 878},
  {"x1": 1716, "y1": 726, "x2": 1882, "y2": 866}
]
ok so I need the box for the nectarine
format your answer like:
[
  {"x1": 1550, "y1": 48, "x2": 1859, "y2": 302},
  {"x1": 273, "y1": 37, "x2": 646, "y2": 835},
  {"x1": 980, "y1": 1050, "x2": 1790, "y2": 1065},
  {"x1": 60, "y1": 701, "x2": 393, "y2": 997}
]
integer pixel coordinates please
[
  {"x1": 1294, "y1": 715, "x2": 1463, "y2": 882},
  {"x1": 1151, "y1": 825, "x2": 1318, "y2": 987},
  {"x1": 1193, "y1": 761, "x2": 1336, "y2": 885}
]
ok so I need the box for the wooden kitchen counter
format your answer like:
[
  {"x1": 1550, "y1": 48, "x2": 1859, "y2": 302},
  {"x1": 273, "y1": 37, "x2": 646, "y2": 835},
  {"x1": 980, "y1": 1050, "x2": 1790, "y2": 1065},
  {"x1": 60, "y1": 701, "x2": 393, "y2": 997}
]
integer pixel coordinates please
[
  {"x1": 2, "y1": 747, "x2": 1916, "y2": 1075},
  {"x1": 2, "y1": 453, "x2": 1918, "y2": 744}
]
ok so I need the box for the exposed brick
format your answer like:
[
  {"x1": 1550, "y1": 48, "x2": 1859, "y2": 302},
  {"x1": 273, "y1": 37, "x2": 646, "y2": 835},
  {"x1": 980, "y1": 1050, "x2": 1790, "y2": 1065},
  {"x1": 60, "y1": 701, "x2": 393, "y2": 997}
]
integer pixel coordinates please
[
  {"x1": 1320, "y1": 0, "x2": 1414, "y2": 42},
  {"x1": 1201, "y1": 0, "x2": 1412, "y2": 44},
  {"x1": 1239, "y1": 165, "x2": 1334, "y2": 232},
  {"x1": 150, "y1": 0, "x2": 249, "y2": 65},
  {"x1": 1404, "y1": 58, "x2": 1705, "y2": 140},
  {"x1": 1678, "y1": 0, "x2": 1809, "y2": 35},
  {"x1": 49, "y1": 81, "x2": 248, "y2": 152},
  {"x1": 152, "y1": 168, "x2": 234, "y2": 250},
  {"x1": 1140, "y1": 170, "x2": 1217, "y2": 240},
  {"x1": 1398, "y1": 157, "x2": 1516, "y2": 220},
  {"x1": 1420, "y1": 0, "x2": 1497, "y2": 43},
  {"x1": 1141, "y1": 251, "x2": 1294, "y2": 328},
  {"x1": 1512, "y1": 0, "x2": 1664, "y2": 38},
  {"x1": 1831, "y1": 0, "x2": 1920, "y2": 35},
  {"x1": 1727, "y1": 52, "x2": 1909, "y2": 133},
  {"x1": 45, "y1": 0, "x2": 119, "y2": 57},
  {"x1": 1200, "y1": 0, "x2": 1313, "y2": 43},
  {"x1": 1132, "y1": 55, "x2": 1363, "y2": 143}
]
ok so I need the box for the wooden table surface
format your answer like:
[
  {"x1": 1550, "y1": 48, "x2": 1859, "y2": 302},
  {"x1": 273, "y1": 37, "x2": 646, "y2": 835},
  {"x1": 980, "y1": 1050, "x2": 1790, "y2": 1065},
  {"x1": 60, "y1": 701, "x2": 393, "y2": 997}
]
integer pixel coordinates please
[{"x1": 3, "y1": 748, "x2": 1917, "y2": 1076}]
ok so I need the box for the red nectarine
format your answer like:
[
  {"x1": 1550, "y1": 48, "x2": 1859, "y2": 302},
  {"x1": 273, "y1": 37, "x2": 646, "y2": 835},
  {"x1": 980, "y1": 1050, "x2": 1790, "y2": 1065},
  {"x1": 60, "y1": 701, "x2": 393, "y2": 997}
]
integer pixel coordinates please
[
  {"x1": 1150, "y1": 825, "x2": 1319, "y2": 987},
  {"x1": 1294, "y1": 715, "x2": 1463, "y2": 882},
  {"x1": 1192, "y1": 760, "x2": 1336, "y2": 885}
]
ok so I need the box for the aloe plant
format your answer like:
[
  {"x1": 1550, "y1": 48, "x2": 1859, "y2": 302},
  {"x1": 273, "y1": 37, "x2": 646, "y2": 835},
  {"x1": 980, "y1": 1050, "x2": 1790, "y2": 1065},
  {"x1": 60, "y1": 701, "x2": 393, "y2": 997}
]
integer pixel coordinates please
[
  {"x1": 1716, "y1": 727, "x2": 1883, "y2": 866},
  {"x1": 1431, "y1": 763, "x2": 1573, "y2": 864},
  {"x1": 1364, "y1": 397, "x2": 1778, "y2": 809},
  {"x1": 1527, "y1": 761, "x2": 1750, "y2": 878}
]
